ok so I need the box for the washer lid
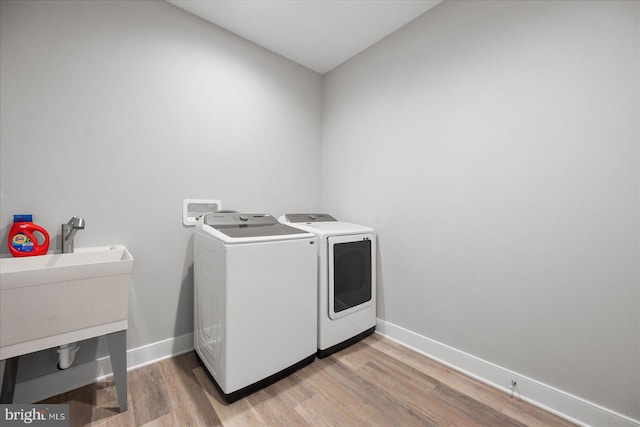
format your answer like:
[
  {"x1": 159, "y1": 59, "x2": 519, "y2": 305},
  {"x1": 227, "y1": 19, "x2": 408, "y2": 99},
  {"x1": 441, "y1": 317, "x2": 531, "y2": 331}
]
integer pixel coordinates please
[{"x1": 203, "y1": 213, "x2": 308, "y2": 238}]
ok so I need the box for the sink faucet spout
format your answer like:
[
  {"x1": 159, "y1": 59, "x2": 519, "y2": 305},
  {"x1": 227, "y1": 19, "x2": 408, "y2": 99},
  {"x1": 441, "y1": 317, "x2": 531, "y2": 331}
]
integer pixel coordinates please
[{"x1": 61, "y1": 216, "x2": 85, "y2": 253}]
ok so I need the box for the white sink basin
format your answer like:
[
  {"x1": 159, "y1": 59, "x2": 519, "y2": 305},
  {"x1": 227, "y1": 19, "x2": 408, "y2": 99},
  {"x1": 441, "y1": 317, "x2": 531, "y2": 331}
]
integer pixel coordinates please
[
  {"x1": 0, "y1": 246, "x2": 133, "y2": 360},
  {"x1": 1, "y1": 245, "x2": 133, "y2": 289}
]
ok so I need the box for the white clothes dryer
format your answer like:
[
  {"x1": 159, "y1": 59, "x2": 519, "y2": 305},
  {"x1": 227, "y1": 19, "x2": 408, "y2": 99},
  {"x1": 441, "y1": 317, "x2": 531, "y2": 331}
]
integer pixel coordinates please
[
  {"x1": 279, "y1": 213, "x2": 376, "y2": 358},
  {"x1": 194, "y1": 213, "x2": 317, "y2": 402}
]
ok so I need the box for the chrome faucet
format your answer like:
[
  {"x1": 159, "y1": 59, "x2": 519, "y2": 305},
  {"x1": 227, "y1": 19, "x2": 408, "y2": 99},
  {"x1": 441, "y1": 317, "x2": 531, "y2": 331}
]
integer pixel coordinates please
[{"x1": 61, "y1": 216, "x2": 85, "y2": 253}]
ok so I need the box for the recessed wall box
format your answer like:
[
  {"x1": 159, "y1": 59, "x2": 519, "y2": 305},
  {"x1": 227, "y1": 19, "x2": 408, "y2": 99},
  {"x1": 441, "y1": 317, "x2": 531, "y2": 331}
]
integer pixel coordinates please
[{"x1": 183, "y1": 199, "x2": 222, "y2": 226}]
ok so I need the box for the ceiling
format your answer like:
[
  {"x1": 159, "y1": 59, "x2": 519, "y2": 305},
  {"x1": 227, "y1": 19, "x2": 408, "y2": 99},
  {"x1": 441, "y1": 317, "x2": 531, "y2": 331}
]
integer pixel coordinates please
[{"x1": 166, "y1": 0, "x2": 443, "y2": 74}]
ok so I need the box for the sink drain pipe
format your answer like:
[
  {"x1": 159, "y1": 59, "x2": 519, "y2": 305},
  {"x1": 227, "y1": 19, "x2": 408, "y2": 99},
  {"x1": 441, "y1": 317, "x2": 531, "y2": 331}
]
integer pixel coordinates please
[{"x1": 57, "y1": 343, "x2": 79, "y2": 370}]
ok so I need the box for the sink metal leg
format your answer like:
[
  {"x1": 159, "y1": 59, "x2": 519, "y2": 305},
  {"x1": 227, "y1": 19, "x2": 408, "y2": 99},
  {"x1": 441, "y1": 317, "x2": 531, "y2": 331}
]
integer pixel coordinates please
[
  {"x1": 0, "y1": 356, "x2": 19, "y2": 404},
  {"x1": 106, "y1": 330, "x2": 128, "y2": 412}
]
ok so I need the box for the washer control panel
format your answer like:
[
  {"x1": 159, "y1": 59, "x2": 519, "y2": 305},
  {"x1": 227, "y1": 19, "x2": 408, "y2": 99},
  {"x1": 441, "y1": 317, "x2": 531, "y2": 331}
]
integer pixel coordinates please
[
  {"x1": 204, "y1": 213, "x2": 310, "y2": 238},
  {"x1": 204, "y1": 213, "x2": 276, "y2": 227}
]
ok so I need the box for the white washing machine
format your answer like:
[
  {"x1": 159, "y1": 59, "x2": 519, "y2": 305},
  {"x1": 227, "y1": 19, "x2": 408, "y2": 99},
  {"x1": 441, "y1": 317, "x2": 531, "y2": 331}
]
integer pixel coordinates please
[
  {"x1": 279, "y1": 213, "x2": 376, "y2": 357},
  {"x1": 194, "y1": 213, "x2": 317, "y2": 402}
]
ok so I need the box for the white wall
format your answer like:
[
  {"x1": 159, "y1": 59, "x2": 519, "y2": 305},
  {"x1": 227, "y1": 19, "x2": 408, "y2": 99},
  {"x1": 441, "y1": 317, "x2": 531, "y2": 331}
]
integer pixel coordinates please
[
  {"x1": 2, "y1": 0, "x2": 639, "y2": 421},
  {"x1": 322, "y1": 0, "x2": 639, "y2": 420},
  {"x1": 0, "y1": 0, "x2": 321, "y2": 381}
]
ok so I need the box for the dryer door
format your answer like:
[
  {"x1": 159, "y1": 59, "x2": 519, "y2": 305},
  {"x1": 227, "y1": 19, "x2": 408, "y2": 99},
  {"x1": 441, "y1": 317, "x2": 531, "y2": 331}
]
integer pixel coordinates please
[{"x1": 328, "y1": 233, "x2": 374, "y2": 320}]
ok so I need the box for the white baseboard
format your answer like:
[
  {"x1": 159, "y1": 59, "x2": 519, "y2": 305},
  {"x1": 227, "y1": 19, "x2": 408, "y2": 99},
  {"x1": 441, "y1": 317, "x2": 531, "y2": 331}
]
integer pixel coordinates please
[
  {"x1": 375, "y1": 319, "x2": 640, "y2": 427},
  {"x1": 13, "y1": 332, "x2": 194, "y2": 405}
]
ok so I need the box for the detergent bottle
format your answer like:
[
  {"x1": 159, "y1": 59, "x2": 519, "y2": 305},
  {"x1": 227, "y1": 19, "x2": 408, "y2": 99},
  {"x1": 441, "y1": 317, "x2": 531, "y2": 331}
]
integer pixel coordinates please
[{"x1": 8, "y1": 214, "x2": 50, "y2": 257}]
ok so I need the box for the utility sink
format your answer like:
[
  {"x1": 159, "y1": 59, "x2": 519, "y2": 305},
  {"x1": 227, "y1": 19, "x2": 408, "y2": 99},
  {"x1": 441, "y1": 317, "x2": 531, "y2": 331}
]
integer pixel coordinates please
[{"x1": 0, "y1": 245, "x2": 133, "y2": 360}]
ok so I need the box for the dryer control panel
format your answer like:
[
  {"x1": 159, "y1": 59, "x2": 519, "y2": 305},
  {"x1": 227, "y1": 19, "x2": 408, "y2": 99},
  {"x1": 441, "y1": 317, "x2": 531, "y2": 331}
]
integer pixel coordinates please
[{"x1": 283, "y1": 213, "x2": 337, "y2": 223}]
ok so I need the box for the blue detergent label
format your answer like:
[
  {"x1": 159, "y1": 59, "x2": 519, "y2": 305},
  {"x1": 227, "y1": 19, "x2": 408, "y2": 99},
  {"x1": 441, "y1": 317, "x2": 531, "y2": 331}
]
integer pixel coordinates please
[{"x1": 11, "y1": 233, "x2": 34, "y2": 252}]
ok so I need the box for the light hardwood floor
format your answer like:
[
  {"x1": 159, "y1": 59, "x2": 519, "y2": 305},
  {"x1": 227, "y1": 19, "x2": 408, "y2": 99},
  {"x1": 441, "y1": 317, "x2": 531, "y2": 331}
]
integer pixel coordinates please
[{"x1": 40, "y1": 334, "x2": 576, "y2": 426}]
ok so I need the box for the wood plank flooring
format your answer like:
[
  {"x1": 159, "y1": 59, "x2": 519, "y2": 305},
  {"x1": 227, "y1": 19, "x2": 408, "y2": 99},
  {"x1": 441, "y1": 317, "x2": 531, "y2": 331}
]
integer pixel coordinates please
[{"x1": 39, "y1": 334, "x2": 576, "y2": 426}]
